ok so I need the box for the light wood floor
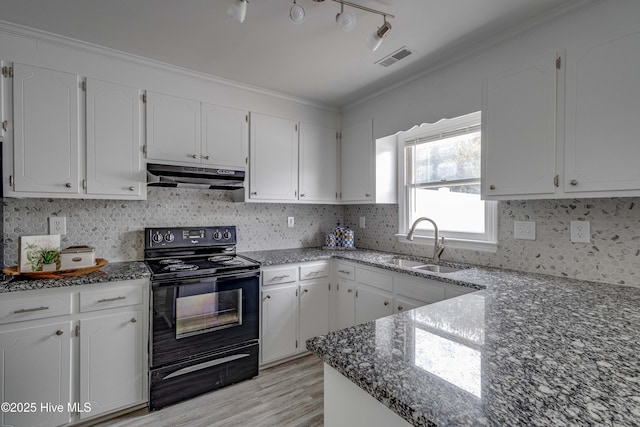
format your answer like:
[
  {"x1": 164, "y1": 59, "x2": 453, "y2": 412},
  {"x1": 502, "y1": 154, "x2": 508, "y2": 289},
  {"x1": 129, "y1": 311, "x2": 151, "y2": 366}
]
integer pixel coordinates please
[{"x1": 93, "y1": 355, "x2": 324, "y2": 427}]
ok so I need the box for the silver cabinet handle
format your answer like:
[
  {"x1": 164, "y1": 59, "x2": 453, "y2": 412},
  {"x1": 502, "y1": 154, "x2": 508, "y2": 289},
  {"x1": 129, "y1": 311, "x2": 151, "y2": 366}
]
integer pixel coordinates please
[
  {"x1": 14, "y1": 306, "x2": 49, "y2": 314},
  {"x1": 384, "y1": 301, "x2": 389, "y2": 306},
  {"x1": 129, "y1": 186, "x2": 135, "y2": 191},
  {"x1": 398, "y1": 306, "x2": 404, "y2": 311},
  {"x1": 303, "y1": 289, "x2": 308, "y2": 293},
  {"x1": 191, "y1": 154, "x2": 198, "y2": 159},
  {"x1": 347, "y1": 289, "x2": 353, "y2": 293},
  {"x1": 338, "y1": 270, "x2": 351, "y2": 274},
  {"x1": 56, "y1": 330, "x2": 63, "y2": 336},
  {"x1": 266, "y1": 295, "x2": 271, "y2": 299},
  {"x1": 130, "y1": 318, "x2": 137, "y2": 323},
  {"x1": 203, "y1": 155, "x2": 211, "y2": 160},
  {"x1": 570, "y1": 179, "x2": 578, "y2": 186},
  {"x1": 365, "y1": 193, "x2": 371, "y2": 197},
  {"x1": 65, "y1": 183, "x2": 72, "y2": 188},
  {"x1": 271, "y1": 275, "x2": 290, "y2": 281},
  {"x1": 97, "y1": 296, "x2": 126, "y2": 303},
  {"x1": 250, "y1": 192, "x2": 258, "y2": 195},
  {"x1": 489, "y1": 185, "x2": 496, "y2": 190},
  {"x1": 300, "y1": 193, "x2": 306, "y2": 197}
]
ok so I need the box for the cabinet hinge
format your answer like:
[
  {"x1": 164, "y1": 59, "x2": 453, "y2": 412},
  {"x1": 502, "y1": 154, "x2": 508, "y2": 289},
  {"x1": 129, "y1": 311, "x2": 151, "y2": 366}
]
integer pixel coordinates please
[
  {"x1": 296, "y1": 289, "x2": 298, "y2": 297},
  {"x1": 143, "y1": 145, "x2": 147, "y2": 155},
  {"x1": 80, "y1": 81, "x2": 86, "y2": 92},
  {"x1": 245, "y1": 157, "x2": 248, "y2": 165},
  {"x1": 142, "y1": 93, "x2": 147, "y2": 103},
  {"x1": 295, "y1": 124, "x2": 298, "y2": 132},
  {"x1": 556, "y1": 56, "x2": 561, "y2": 70},
  {"x1": 336, "y1": 283, "x2": 339, "y2": 291},
  {"x1": 1, "y1": 120, "x2": 8, "y2": 132},
  {"x1": 295, "y1": 340, "x2": 298, "y2": 349},
  {"x1": 328, "y1": 283, "x2": 331, "y2": 291},
  {"x1": 82, "y1": 179, "x2": 87, "y2": 190},
  {"x1": 245, "y1": 115, "x2": 248, "y2": 123},
  {"x1": 2, "y1": 66, "x2": 13, "y2": 78},
  {"x1": 9, "y1": 175, "x2": 14, "y2": 187},
  {"x1": 75, "y1": 324, "x2": 80, "y2": 337},
  {"x1": 554, "y1": 174, "x2": 559, "y2": 187},
  {"x1": 356, "y1": 290, "x2": 359, "y2": 298}
]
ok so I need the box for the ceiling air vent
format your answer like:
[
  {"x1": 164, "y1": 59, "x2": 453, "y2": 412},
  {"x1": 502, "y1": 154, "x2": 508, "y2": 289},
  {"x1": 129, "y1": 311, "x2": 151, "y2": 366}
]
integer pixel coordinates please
[{"x1": 375, "y1": 47, "x2": 415, "y2": 68}]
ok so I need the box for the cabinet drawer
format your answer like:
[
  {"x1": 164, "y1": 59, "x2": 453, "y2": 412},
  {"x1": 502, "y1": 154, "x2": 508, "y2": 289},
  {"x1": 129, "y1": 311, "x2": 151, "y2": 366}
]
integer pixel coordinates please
[
  {"x1": 356, "y1": 267, "x2": 393, "y2": 292},
  {"x1": 299, "y1": 262, "x2": 330, "y2": 281},
  {"x1": 80, "y1": 285, "x2": 143, "y2": 312},
  {"x1": 0, "y1": 293, "x2": 72, "y2": 325},
  {"x1": 336, "y1": 264, "x2": 355, "y2": 281},
  {"x1": 262, "y1": 266, "x2": 298, "y2": 286},
  {"x1": 395, "y1": 275, "x2": 445, "y2": 304}
]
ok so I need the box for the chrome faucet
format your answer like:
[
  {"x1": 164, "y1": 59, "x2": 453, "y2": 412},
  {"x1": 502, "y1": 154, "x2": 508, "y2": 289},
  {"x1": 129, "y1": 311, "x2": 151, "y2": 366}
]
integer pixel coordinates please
[{"x1": 406, "y1": 217, "x2": 445, "y2": 262}]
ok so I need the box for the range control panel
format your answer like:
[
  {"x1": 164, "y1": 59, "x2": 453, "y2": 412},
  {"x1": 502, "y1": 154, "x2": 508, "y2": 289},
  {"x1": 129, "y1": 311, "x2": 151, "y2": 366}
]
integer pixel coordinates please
[{"x1": 144, "y1": 226, "x2": 237, "y2": 249}]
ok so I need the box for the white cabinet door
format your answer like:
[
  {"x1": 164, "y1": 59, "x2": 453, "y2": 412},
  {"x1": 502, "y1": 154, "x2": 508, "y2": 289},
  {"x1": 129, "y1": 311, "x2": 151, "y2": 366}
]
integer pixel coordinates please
[
  {"x1": 299, "y1": 122, "x2": 337, "y2": 202},
  {"x1": 86, "y1": 78, "x2": 143, "y2": 197},
  {"x1": 299, "y1": 280, "x2": 329, "y2": 351},
  {"x1": 564, "y1": 26, "x2": 640, "y2": 193},
  {"x1": 13, "y1": 63, "x2": 80, "y2": 194},
  {"x1": 80, "y1": 309, "x2": 144, "y2": 419},
  {"x1": 340, "y1": 120, "x2": 373, "y2": 202},
  {"x1": 0, "y1": 322, "x2": 72, "y2": 427},
  {"x1": 394, "y1": 295, "x2": 426, "y2": 313},
  {"x1": 261, "y1": 286, "x2": 298, "y2": 364},
  {"x1": 146, "y1": 91, "x2": 201, "y2": 164},
  {"x1": 355, "y1": 285, "x2": 393, "y2": 325},
  {"x1": 483, "y1": 52, "x2": 558, "y2": 198},
  {"x1": 202, "y1": 103, "x2": 248, "y2": 169},
  {"x1": 335, "y1": 281, "x2": 356, "y2": 331},
  {"x1": 249, "y1": 113, "x2": 298, "y2": 201}
]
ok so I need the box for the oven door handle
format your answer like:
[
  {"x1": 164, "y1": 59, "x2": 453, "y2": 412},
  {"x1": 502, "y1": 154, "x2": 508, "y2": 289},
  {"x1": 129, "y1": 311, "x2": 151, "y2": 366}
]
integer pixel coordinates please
[
  {"x1": 153, "y1": 269, "x2": 260, "y2": 287},
  {"x1": 162, "y1": 353, "x2": 252, "y2": 380}
]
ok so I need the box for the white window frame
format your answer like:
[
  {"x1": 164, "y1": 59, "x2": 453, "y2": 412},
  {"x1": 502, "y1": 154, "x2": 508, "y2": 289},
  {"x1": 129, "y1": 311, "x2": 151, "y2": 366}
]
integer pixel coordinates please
[{"x1": 396, "y1": 112, "x2": 498, "y2": 253}]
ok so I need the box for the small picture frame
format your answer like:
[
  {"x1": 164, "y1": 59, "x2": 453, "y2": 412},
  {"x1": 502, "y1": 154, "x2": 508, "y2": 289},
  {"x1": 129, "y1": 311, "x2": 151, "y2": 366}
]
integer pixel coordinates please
[{"x1": 19, "y1": 235, "x2": 61, "y2": 272}]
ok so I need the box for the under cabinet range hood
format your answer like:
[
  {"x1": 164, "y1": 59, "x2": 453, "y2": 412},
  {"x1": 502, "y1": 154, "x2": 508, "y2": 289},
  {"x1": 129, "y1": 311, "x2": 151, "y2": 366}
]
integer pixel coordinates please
[{"x1": 146, "y1": 163, "x2": 245, "y2": 190}]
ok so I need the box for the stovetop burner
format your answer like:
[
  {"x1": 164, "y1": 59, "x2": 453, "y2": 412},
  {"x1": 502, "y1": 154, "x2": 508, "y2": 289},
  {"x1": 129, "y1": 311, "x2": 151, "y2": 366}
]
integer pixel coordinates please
[
  {"x1": 163, "y1": 263, "x2": 199, "y2": 272},
  {"x1": 159, "y1": 259, "x2": 185, "y2": 265},
  {"x1": 208, "y1": 255, "x2": 234, "y2": 263}
]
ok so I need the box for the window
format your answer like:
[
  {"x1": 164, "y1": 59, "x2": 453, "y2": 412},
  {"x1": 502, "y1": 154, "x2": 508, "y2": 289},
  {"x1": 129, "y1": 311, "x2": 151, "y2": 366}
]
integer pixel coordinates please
[{"x1": 398, "y1": 112, "x2": 497, "y2": 251}]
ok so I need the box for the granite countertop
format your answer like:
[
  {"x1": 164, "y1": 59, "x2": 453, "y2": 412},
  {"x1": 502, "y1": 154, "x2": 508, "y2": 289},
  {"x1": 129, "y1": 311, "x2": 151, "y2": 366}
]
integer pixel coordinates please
[{"x1": 0, "y1": 261, "x2": 151, "y2": 293}]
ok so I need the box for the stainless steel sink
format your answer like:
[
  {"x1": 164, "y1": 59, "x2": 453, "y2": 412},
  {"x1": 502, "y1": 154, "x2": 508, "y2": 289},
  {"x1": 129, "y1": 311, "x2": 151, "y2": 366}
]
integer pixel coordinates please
[
  {"x1": 391, "y1": 258, "x2": 427, "y2": 268},
  {"x1": 415, "y1": 264, "x2": 460, "y2": 274},
  {"x1": 391, "y1": 258, "x2": 461, "y2": 273}
]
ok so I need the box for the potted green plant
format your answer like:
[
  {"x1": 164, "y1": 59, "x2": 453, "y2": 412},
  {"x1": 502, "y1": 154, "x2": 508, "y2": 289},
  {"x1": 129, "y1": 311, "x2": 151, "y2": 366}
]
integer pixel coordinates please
[{"x1": 39, "y1": 248, "x2": 60, "y2": 271}]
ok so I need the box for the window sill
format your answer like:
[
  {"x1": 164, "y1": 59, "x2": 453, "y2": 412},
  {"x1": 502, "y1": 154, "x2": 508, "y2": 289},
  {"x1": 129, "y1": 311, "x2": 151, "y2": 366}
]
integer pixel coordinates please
[{"x1": 394, "y1": 234, "x2": 498, "y2": 253}]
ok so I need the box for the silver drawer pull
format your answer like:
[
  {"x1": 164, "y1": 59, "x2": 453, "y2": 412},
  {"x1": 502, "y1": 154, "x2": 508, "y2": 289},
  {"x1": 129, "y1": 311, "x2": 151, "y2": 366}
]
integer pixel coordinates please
[
  {"x1": 338, "y1": 270, "x2": 351, "y2": 274},
  {"x1": 384, "y1": 301, "x2": 389, "y2": 306},
  {"x1": 130, "y1": 318, "x2": 137, "y2": 323},
  {"x1": 397, "y1": 306, "x2": 404, "y2": 311},
  {"x1": 271, "y1": 275, "x2": 290, "y2": 280},
  {"x1": 14, "y1": 306, "x2": 49, "y2": 314},
  {"x1": 306, "y1": 271, "x2": 322, "y2": 276},
  {"x1": 56, "y1": 330, "x2": 64, "y2": 336},
  {"x1": 347, "y1": 289, "x2": 353, "y2": 293},
  {"x1": 97, "y1": 296, "x2": 126, "y2": 303}
]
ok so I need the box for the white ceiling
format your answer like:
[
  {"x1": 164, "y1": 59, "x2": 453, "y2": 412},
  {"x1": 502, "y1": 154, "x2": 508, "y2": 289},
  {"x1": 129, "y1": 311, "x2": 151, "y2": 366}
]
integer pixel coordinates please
[{"x1": 0, "y1": 0, "x2": 575, "y2": 108}]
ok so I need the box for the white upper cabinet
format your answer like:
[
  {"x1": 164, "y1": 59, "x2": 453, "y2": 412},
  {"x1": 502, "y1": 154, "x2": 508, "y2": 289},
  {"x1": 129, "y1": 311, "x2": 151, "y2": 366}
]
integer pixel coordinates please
[
  {"x1": 86, "y1": 78, "x2": 143, "y2": 197},
  {"x1": 299, "y1": 122, "x2": 338, "y2": 203},
  {"x1": 483, "y1": 52, "x2": 559, "y2": 198},
  {"x1": 146, "y1": 91, "x2": 201, "y2": 164},
  {"x1": 340, "y1": 119, "x2": 373, "y2": 202},
  {"x1": 13, "y1": 63, "x2": 80, "y2": 194},
  {"x1": 564, "y1": 25, "x2": 640, "y2": 193},
  {"x1": 249, "y1": 112, "x2": 298, "y2": 201},
  {"x1": 202, "y1": 102, "x2": 248, "y2": 169}
]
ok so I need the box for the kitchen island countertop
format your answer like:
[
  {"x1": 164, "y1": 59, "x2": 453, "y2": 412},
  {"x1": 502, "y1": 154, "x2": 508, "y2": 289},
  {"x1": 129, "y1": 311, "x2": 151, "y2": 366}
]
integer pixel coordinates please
[
  {"x1": 244, "y1": 247, "x2": 640, "y2": 426},
  {"x1": 0, "y1": 261, "x2": 150, "y2": 293}
]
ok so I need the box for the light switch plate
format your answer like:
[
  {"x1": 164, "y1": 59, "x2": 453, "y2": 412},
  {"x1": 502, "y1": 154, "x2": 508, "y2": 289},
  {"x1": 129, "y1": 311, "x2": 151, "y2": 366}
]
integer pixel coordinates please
[
  {"x1": 514, "y1": 221, "x2": 536, "y2": 240},
  {"x1": 359, "y1": 216, "x2": 366, "y2": 229},
  {"x1": 570, "y1": 220, "x2": 590, "y2": 243},
  {"x1": 287, "y1": 217, "x2": 294, "y2": 228}
]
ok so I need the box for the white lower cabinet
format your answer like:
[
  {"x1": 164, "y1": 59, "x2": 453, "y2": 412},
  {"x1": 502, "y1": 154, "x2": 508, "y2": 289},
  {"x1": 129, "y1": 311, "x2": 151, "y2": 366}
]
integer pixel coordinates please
[
  {"x1": 0, "y1": 322, "x2": 73, "y2": 427},
  {"x1": 335, "y1": 280, "x2": 356, "y2": 331},
  {"x1": 355, "y1": 285, "x2": 393, "y2": 325},
  {"x1": 79, "y1": 309, "x2": 145, "y2": 419},
  {"x1": 261, "y1": 262, "x2": 330, "y2": 365},
  {"x1": 0, "y1": 279, "x2": 149, "y2": 426}
]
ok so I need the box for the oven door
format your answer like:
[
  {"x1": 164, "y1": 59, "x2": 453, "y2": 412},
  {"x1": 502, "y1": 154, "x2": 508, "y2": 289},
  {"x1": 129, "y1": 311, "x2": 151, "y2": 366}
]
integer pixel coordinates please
[{"x1": 151, "y1": 270, "x2": 259, "y2": 368}]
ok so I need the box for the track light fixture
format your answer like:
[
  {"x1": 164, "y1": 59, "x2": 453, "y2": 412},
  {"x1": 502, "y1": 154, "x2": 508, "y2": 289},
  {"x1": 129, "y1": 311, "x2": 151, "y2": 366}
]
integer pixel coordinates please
[
  {"x1": 226, "y1": 0, "x2": 393, "y2": 51},
  {"x1": 367, "y1": 15, "x2": 392, "y2": 52},
  {"x1": 227, "y1": 0, "x2": 248, "y2": 23},
  {"x1": 290, "y1": 1, "x2": 306, "y2": 25}
]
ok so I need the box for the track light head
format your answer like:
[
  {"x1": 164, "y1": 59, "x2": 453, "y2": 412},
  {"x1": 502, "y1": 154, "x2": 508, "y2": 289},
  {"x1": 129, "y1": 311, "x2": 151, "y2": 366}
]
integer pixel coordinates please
[
  {"x1": 367, "y1": 18, "x2": 391, "y2": 52},
  {"x1": 227, "y1": 0, "x2": 248, "y2": 23},
  {"x1": 290, "y1": 1, "x2": 306, "y2": 25}
]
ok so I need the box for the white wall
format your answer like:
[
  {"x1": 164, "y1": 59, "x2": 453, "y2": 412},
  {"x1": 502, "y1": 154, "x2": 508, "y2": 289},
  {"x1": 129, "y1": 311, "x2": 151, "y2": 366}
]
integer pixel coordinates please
[{"x1": 341, "y1": 0, "x2": 640, "y2": 138}]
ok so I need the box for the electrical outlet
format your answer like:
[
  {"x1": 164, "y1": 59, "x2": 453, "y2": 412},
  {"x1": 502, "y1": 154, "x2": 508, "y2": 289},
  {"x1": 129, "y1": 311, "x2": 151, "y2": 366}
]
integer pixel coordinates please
[
  {"x1": 514, "y1": 221, "x2": 536, "y2": 240},
  {"x1": 571, "y1": 220, "x2": 590, "y2": 243},
  {"x1": 359, "y1": 216, "x2": 366, "y2": 229},
  {"x1": 287, "y1": 217, "x2": 294, "y2": 228},
  {"x1": 49, "y1": 216, "x2": 66, "y2": 235}
]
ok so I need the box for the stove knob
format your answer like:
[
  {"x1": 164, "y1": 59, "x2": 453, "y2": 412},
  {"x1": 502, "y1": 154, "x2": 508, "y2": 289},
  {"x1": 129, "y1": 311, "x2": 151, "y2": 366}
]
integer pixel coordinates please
[
  {"x1": 223, "y1": 230, "x2": 231, "y2": 240},
  {"x1": 164, "y1": 232, "x2": 175, "y2": 243},
  {"x1": 152, "y1": 232, "x2": 163, "y2": 243},
  {"x1": 212, "y1": 231, "x2": 221, "y2": 240}
]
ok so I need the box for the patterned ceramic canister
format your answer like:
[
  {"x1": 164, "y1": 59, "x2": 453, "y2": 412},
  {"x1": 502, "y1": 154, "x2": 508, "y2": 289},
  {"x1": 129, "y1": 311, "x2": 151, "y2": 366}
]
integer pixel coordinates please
[
  {"x1": 325, "y1": 233, "x2": 337, "y2": 248},
  {"x1": 343, "y1": 229, "x2": 354, "y2": 248}
]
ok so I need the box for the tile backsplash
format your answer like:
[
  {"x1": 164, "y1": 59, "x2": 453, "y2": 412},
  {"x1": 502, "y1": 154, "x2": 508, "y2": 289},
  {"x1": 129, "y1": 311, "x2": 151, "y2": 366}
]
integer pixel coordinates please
[
  {"x1": 5, "y1": 190, "x2": 639, "y2": 287},
  {"x1": 344, "y1": 198, "x2": 640, "y2": 287},
  {"x1": 3, "y1": 187, "x2": 342, "y2": 265}
]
